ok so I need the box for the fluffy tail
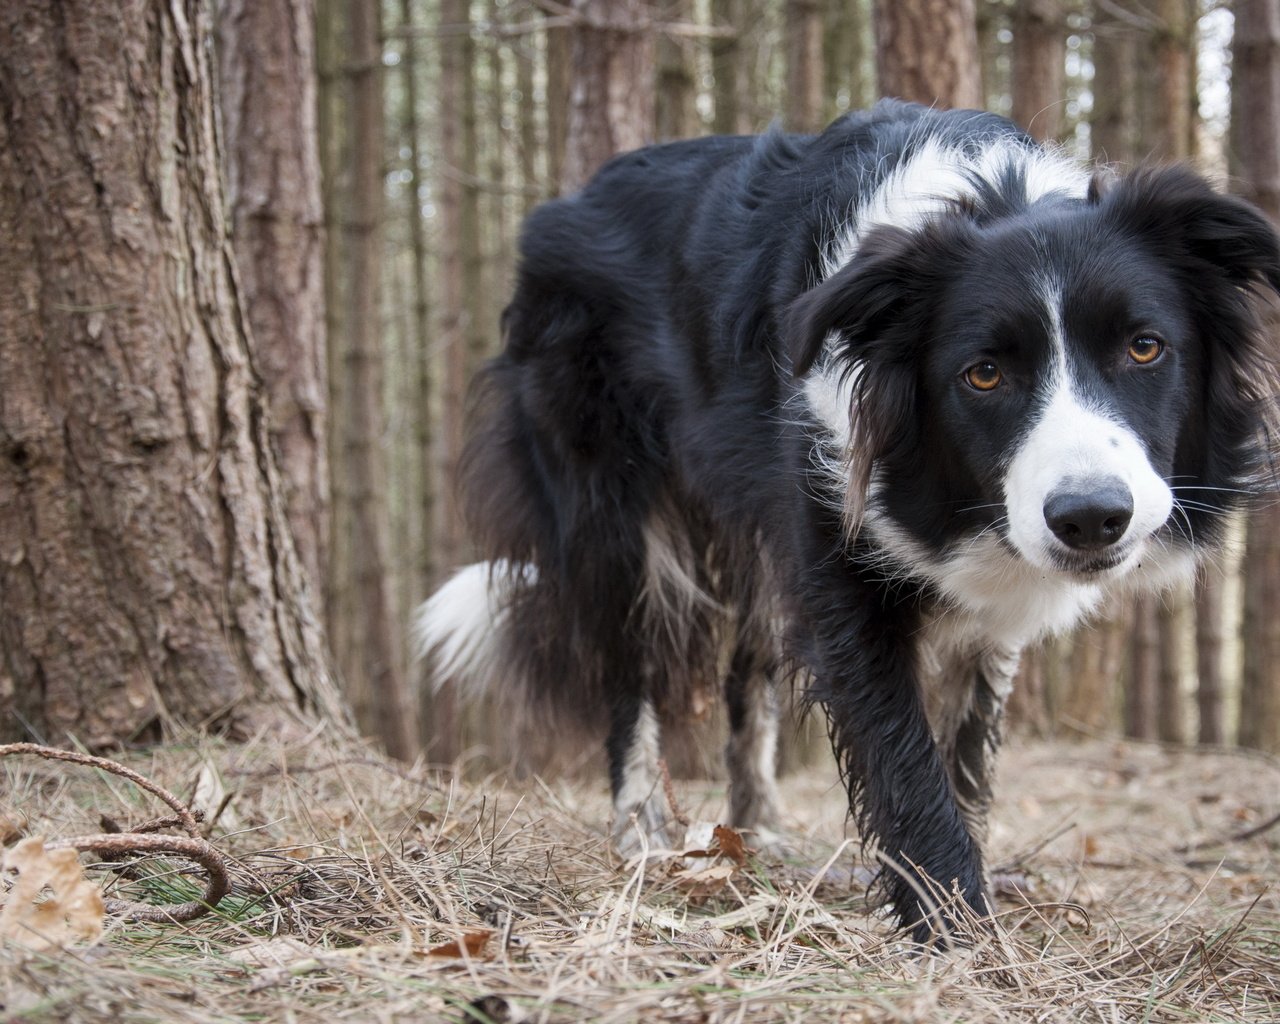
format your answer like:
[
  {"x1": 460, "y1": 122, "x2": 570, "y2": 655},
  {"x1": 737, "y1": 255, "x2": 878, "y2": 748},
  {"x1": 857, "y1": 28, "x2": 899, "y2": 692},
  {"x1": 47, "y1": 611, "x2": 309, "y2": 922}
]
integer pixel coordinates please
[{"x1": 412, "y1": 560, "x2": 536, "y2": 702}]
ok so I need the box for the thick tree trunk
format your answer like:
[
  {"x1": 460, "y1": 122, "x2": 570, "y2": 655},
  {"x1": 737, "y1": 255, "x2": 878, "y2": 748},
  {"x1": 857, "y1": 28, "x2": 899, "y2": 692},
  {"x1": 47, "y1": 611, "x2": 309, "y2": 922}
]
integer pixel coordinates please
[
  {"x1": 0, "y1": 0, "x2": 348, "y2": 746},
  {"x1": 562, "y1": 0, "x2": 655, "y2": 192},
  {"x1": 873, "y1": 0, "x2": 982, "y2": 109},
  {"x1": 216, "y1": 0, "x2": 329, "y2": 598},
  {"x1": 1010, "y1": 0, "x2": 1064, "y2": 141}
]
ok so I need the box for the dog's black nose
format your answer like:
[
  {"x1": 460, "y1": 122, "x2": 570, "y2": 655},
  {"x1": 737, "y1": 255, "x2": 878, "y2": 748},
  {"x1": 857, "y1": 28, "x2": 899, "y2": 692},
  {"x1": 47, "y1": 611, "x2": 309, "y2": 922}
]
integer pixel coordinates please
[{"x1": 1044, "y1": 482, "x2": 1134, "y2": 550}]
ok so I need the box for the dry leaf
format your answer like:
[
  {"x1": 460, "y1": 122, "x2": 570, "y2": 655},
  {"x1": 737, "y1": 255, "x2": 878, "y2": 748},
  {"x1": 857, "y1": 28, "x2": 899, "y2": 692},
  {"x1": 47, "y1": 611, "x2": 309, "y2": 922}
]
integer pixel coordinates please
[
  {"x1": 712, "y1": 825, "x2": 749, "y2": 866},
  {"x1": 427, "y1": 929, "x2": 493, "y2": 958},
  {"x1": 0, "y1": 836, "x2": 105, "y2": 951},
  {"x1": 0, "y1": 811, "x2": 28, "y2": 845},
  {"x1": 672, "y1": 862, "x2": 735, "y2": 900}
]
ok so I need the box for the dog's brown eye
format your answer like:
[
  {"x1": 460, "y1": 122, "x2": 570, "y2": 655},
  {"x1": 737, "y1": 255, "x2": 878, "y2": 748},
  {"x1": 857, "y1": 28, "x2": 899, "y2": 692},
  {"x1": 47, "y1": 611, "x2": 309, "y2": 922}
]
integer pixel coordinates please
[
  {"x1": 1128, "y1": 336, "x2": 1164, "y2": 365},
  {"x1": 964, "y1": 361, "x2": 1003, "y2": 391}
]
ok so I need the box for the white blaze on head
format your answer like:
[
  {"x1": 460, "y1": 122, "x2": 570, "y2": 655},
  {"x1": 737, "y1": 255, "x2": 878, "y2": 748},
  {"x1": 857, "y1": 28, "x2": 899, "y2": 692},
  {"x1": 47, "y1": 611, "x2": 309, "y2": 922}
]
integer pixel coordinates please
[{"x1": 1002, "y1": 284, "x2": 1173, "y2": 574}]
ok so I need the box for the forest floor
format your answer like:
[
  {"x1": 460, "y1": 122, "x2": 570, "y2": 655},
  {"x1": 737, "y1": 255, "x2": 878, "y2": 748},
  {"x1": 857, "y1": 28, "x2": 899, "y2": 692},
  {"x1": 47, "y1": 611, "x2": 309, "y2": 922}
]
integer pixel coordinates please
[{"x1": 1, "y1": 731, "x2": 1278, "y2": 1023}]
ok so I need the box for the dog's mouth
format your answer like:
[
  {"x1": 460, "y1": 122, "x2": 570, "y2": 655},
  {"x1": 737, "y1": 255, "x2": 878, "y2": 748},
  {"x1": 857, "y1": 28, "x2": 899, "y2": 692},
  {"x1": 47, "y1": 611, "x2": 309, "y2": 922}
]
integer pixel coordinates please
[{"x1": 1045, "y1": 543, "x2": 1136, "y2": 578}]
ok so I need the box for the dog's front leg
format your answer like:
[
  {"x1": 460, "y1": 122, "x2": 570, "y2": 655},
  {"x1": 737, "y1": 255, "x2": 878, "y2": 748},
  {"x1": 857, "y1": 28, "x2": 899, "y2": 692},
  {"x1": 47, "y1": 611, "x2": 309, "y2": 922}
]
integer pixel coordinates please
[{"x1": 802, "y1": 567, "x2": 989, "y2": 943}]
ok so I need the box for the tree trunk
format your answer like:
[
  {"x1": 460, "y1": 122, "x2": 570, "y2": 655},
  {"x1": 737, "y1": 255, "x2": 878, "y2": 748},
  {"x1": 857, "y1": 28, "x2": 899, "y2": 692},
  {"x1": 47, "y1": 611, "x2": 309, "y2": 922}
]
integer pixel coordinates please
[
  {"x1": 1236, "y1": 0, "x2": 1280, "y2": 755},
  {"x1": 1089, "y1": 4, "x2": 1138, "y2": 164},
  {"x1": 1151, "y1": 0, "x2": 1196, "y2": 161},
  {"x1": 562, "y1": 0, "x2": 655, "y2": 192},
  {"x1": 216, "y1": 0, "x2": 329, "y2": 600},
  {"x1": 873, "y1": 0, "x2": 982, "y2": 109},
  {"x1": 824, "y1": 0, "x2": 868, "y2": 122},
  {"x1": 785, "y1": 0, "x2": 825, "y2": 132},
  {"x1": 517, "y1": 13, "x2": 540, "y2": 213},
  {"x1": 546, "y1": 9, "x2": 572, "y2": 192},
  {"x1": 1156, "y1": 589, "x2": 1186, "y2": 743},
  {"x1": 1010, "y1": 0, "x2": 1065, "y2": 141},
  {"x1": 1061, "y1": 608, "x2": 1128, "y2": 734},
  {"x1": 326, "y1": 0, "x2": 417, "y2": 759},
  {"x1": 399, "y1": 0, "x2": 433, "y2": 597},
  {"x1": 1126, "y1": 594, "x2": 1159, "y2": 740},
  {"x1": 657, "y1": 1, "x2": 699, "y2": 141},
  {"x1": 0, "y1": 0, "x2": 348, "y2": 746},
  {"x1": 711, "y1": 0, "x2": 747, "y2": 135},
  {"x1": 432, "y1": 0, "x2": 482, "y2": 760},
  {"x1": 1195, "y1": 569, "x2": 1226, "y2": 744}
]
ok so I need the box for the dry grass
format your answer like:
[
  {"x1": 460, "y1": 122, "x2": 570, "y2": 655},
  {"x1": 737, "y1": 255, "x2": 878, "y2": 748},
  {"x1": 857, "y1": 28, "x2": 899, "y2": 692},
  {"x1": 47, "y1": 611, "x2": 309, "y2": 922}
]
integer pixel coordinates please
[{"x1": 2, "y1": 732, "x2": 1278, "y2": 1023}]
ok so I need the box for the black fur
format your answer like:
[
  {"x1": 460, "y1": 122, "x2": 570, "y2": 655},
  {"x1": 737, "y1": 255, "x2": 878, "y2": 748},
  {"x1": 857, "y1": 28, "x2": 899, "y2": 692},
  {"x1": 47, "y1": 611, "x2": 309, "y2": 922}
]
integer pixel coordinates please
[{"x1": 438, "y1": 100, "x2": 1280, "y2": 942}]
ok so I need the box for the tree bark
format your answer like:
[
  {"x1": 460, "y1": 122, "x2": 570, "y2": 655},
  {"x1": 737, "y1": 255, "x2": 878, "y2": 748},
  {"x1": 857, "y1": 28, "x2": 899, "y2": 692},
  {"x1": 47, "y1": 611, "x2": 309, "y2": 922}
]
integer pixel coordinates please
[
  {"x1": 1195, "y1": 569, "x2": 1226, "y2": 744},
  {"x1": 1089, "y1": 4, "x2": 1138, "y2": 164},
  {"x1": 1150, "y1": 0, "x2": 1196, "y2": 161},
  {"x1": 711, "y1": 0, "x2": 748, "y2": 135},
  {"x1": 546, "y1": 9, "x2": 572, "y2": 191},
  {"x1": 216, "y1": 0, "x2": 329, "y2": 600},
  {"x1": 824, "y1": 0, "x2": 868, "y2": 122},
  {"x1": 1235, "y1": 0, "x2": 1280, "y2": 756},
  {"x1": 1126, "y1": 594, "x2": 1160, "y2": 740},
  {"x1": 399, "y1": 0, "x2": 433, "y2": 597},
  {"x1": 562, "y1": 0, "x2": 655, "y2": 192},
  {"x1": 785, "y1": 0, "x2": 825, "y2": 132},
  {"x1": 1010, "y1": 0, "x2": 1065, "y2": 141},
  {"x1": 1155, "y1": 589, "x2": 1186, "y2": 743},
  {"x1": 326, "y1": 0, "x2": 417, "y2": 759},
  {"x1": 873, "y1": 0, "x2": 982, "y2": 109},
  {"x1": 0, "y1": 0, "x2": 348, "y2": 746},
  {"x1": 657, "y1": 0, "x2": 699, "y2": 141}
]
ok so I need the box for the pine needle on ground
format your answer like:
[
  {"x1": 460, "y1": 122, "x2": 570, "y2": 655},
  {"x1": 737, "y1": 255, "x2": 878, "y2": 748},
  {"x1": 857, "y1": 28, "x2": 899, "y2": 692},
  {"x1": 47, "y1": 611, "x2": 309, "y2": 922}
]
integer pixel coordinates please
[{"x1": 1, "y1": 735, "x2": 1277, "y2": 1023}]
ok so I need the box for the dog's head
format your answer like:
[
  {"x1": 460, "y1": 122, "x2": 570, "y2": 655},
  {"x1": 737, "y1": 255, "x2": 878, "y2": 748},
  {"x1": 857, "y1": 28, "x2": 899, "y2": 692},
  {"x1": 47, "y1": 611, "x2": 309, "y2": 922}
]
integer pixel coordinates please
[{"x1": 790, "y1": 166, "x2": 1280, "y2": 587}]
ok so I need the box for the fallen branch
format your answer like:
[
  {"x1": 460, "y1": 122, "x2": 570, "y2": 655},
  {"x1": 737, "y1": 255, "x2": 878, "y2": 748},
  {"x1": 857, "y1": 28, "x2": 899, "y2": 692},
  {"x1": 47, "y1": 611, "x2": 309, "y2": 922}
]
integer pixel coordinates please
[
  {"x1": 1175, "y1": 807, "x2": 1280, "y2": 854},
  {"x1": 0, "y1": 742, "x2": 230, "y2": 922}
]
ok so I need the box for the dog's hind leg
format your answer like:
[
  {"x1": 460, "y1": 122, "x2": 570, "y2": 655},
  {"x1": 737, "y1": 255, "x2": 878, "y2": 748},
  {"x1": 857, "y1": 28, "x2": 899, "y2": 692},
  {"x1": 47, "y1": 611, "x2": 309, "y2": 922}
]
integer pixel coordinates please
[
  {"x1": 724, "y1": 641, "x2": 782, "y2": 838},
  {"x1": 607, "y1": 692, "x2": 670, "y2": 855}
]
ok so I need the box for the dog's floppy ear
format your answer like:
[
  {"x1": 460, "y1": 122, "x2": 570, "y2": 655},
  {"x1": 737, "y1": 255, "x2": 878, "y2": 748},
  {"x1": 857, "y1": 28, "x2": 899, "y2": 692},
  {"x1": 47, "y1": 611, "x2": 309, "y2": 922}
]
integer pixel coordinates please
[
  {"x1": 786, "y1": 225, "x2": 928, "y2": 379},
  {"x1": 785, "y1": 224, "x2": 960, "y2": 535},
  {"x1": 1106, "y1": 165, "x2": 1280, "y2": 295},
  {"x1": 1110, "y1": 166, "x2": 1280, "y2": 491}
]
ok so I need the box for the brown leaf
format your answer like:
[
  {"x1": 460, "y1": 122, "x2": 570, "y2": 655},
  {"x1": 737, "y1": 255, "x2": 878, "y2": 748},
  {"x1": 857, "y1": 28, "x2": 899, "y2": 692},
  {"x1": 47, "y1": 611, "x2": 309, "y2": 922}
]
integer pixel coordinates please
[
  {"x1": 712, "y1": 826, "x2": 749, "y2": 866},
  {"x1": 672, "y1": 862, "x2": 735, "y2": 900},
  {"x1": 0, "y1": 811, "x2": 27, "y2": 845},
  {"x1": 427, "y1": 929, "x2": 493, "y2": 959},
  {"x1": 0, "y1": 836, "x2": 105, "y2": 951}
]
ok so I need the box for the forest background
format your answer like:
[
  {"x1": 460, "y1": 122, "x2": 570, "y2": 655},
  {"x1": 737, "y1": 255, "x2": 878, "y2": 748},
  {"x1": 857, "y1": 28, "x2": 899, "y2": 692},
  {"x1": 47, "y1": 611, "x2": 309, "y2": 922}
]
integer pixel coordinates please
[
  {"x1": 3, "y1": 3, "x2": 1280, "y2": 1021},
  {"x1": 3, "y1": 0, "x2": 1280, "y2": 769},
  {"x1": 326, "y1": 0, "x2": 1280, "y2": 764}
]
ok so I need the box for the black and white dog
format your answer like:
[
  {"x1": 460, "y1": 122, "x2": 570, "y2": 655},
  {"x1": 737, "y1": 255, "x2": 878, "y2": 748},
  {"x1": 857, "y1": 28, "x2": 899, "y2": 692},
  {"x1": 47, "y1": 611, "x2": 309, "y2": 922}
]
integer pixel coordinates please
[{"x1": 417, "y1": 101, "x2": 1280, "y2": 941}]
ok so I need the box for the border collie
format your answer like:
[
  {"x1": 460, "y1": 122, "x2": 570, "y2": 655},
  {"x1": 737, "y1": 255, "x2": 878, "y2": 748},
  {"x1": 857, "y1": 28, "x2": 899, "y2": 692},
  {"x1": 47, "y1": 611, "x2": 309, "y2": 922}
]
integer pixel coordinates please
[{"x1": 416, "y1": 101, "x2": 1280, "y2": 942}]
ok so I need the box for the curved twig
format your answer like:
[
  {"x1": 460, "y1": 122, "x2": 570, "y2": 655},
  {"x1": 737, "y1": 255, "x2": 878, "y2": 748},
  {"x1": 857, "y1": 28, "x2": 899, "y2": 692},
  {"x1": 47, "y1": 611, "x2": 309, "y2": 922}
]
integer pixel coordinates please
[{"x1": 0, "y1": 742, "x2": 230, "y2": 922}]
